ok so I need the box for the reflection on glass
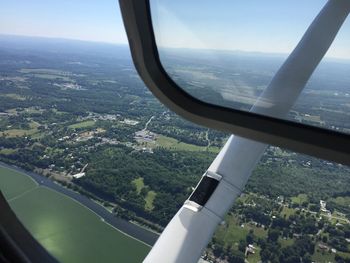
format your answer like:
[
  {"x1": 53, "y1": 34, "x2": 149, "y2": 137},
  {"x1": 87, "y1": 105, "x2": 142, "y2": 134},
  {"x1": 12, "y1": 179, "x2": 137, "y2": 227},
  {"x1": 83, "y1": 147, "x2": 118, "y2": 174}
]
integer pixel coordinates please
[{"x1": 150, "y1": 0, "x2": 350, "y2": 134}]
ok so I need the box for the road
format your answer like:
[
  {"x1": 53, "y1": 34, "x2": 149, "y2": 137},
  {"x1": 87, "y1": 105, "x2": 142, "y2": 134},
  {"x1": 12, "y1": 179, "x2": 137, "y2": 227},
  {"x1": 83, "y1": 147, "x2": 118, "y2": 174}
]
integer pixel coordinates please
[
  {"x1": 143, "y1": 116, "x2": 155, "y2": 131},
  {"x1": 0, "y1": 162, "x2": 159, "y2": 246},
  {"x1": 205, "y1": 129, "x2": 211, "y2": 149}
]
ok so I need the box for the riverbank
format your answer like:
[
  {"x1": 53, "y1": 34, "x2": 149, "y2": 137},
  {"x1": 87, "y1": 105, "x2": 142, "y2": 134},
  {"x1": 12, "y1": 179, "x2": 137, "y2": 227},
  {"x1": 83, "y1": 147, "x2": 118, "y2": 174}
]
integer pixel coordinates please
[{"x1": 0, "y1": 161, "x2": 158, "y2": 246}]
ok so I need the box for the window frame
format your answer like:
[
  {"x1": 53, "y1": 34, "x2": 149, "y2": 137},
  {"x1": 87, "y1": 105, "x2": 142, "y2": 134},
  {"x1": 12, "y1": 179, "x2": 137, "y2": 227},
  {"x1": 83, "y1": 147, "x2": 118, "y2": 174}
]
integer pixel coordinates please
[{"x1": 118, "y1": 0, "x2": 350, "y2": 165}]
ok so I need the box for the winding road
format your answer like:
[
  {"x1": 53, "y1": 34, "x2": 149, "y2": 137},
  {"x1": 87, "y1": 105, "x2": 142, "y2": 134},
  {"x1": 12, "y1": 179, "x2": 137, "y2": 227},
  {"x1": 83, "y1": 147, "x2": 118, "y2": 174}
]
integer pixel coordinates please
[
  {"x1": 143, "y1": 116, "x2": 155, "y2": 131},
  {"x1": 0, "y1": 161, "x2": 159, "y2": 246}
]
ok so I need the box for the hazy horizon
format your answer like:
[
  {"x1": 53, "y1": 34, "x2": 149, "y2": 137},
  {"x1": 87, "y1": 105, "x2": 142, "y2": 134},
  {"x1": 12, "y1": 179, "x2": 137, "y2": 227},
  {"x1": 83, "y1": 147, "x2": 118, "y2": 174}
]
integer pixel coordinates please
[
  {"x1": 1, "y1": 0, "x2": 349, "y2": 59},
  {"x1": 1, "y1": 33, "x2": 350, "y2": 63}
]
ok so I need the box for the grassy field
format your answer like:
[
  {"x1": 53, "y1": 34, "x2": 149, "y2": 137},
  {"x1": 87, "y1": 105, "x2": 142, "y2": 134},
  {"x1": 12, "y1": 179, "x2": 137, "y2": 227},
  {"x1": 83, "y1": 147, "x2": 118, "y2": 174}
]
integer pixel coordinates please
[
  {"x1": 19, "y1": 68, "x2": 71, "y2": 81},
  {"x1": 279, "y1": 238, "x2": 294, "y2": 248},
  {"x1": 215, "y1": 215, "x2": 267, "y2": 245},
  {"x1": 145, "y1": 191, "x2": 156, "y2": 211},
  {"x1": 19, "y1": 68, "x2": 66, "y2": 74},
  {"x1": 1, "y1": 93, "x2": 27, "y2": 101},
  {"x1": 23, "y1": 107, "x2": 45, "y2": 114},
  {"x1": 332, "y1": 196, "x2": 350, "y2": 207},
  {"x1": 32, "y1": 74, "x2": 70, "y2": 80},
  {"x1": 0, "y1": 121, "x2": 40, "y2": 137},
  {"x1": 312, "y1": 248, "x2": 335, "y2": 263},
  {"x1": 68, "y1": 120, "x2": 96, "y2": 129},
  {"x1": 132, "y1": 177, "x2": 145, "y2": 194},
  {"x1": 132, "y1": 177, "x2": 156, "y2": 211},
  {"x1": 280, "y1": 206, "x2": 295, "y2": 218},
  {"x1": 214, "y1": 214, "x2": 267, "y2": 263},
  {"x1": 156, "y1": 135, "x2": 220, "y2": 153},
  {"x1": 246, "y1": 246, "x2": 261, "y2": 263},
  {"x1": 0, "y1": 165, "x2": 149, "y2": 263},
  {"x1": 291, "y1": 193, "x2": 308, "y2": 205},
  {"x1": 0, "y1": 148, "x2": 17, "y2": 155}
]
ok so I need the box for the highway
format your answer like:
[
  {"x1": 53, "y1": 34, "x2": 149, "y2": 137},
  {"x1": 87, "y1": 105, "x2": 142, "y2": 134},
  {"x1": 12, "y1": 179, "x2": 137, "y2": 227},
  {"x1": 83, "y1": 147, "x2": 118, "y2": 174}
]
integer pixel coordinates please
[{"x1": 0, "y1": 161, "x2": 159, "y2": 246}]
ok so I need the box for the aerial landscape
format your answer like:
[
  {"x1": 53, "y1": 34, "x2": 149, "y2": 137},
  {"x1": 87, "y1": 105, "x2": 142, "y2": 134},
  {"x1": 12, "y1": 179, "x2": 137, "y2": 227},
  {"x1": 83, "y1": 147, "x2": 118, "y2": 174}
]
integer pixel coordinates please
[{"x1": 1, "y1": 35, "x2": 350, "y2": 263}]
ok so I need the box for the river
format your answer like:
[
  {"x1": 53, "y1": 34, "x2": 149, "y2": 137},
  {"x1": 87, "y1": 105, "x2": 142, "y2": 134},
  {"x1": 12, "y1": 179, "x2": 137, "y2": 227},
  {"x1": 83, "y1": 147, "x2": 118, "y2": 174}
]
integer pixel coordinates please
[{"x1": 0, "y1": 161, "x2": 159, "y2": 246}]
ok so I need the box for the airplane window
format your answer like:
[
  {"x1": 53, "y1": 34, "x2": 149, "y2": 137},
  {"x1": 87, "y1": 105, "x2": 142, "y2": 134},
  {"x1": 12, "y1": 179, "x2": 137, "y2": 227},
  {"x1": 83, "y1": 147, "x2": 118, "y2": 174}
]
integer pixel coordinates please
[
  {"x1": 1, "y1": 0, "x2": 350, "y2": 263},
  {"x1": 150, "y1": 0, "x2": 350, "y2": 135}
]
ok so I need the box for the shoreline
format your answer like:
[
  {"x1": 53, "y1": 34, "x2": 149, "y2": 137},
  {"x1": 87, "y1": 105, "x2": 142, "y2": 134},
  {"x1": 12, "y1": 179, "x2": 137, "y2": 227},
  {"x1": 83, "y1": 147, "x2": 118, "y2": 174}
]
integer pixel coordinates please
[{"x1": 0, "y1": 161, "x2": 159, "y2": 246}]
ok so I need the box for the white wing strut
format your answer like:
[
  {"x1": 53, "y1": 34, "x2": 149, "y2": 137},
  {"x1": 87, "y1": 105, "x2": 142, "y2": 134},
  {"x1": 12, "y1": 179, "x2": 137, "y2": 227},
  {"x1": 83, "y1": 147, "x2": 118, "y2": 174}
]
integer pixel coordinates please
[{"x1": 144, "y1": 1, "x2": 350, "y2": 262}]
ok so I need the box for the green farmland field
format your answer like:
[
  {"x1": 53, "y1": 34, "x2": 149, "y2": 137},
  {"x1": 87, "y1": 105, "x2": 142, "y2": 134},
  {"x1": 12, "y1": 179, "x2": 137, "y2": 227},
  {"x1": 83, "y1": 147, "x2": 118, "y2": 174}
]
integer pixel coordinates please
[
  {"x1": 68, "y1": 120, "x2": 96, "y2": 129},
  {"x1": 0, "y1": 166, "x2": 149, "y2": 263}
]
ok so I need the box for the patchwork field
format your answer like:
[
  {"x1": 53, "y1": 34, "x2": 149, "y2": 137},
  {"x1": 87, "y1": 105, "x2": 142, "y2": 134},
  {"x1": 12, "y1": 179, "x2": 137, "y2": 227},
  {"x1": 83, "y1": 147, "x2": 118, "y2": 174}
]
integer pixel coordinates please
[
  {"x1": 68, "y1": 120, "x2": 96, "y2": 129},
  {"x1": 0, "y1": 166, "x2": 150, "y2": 263},
  {"x1": 0, "y1": 121, "x2": 40, "y2": 138},
  {"x1": 156, "y1": 135, "x2": 220, "y2": 152}
]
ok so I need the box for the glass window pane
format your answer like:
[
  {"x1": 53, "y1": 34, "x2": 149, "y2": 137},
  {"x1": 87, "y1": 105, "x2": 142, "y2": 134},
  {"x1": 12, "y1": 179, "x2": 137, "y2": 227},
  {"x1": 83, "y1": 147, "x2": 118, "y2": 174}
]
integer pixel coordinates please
[{"x1": 150, "y1": 0, "x2": 350, "y2": 134}]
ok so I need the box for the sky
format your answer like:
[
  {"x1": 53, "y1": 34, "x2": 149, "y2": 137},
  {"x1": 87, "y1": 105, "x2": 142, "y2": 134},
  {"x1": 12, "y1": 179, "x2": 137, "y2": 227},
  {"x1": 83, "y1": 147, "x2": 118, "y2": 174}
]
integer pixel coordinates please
[
  {"x1": 0, "y1": 0, "x2": 349, "y2": 59},
  {"x1": 151, "y1": 0, "x2": 350, "y2": 59},
  {"x1": 0, "y1": 0, "x2": 128, "y2": 44}
]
